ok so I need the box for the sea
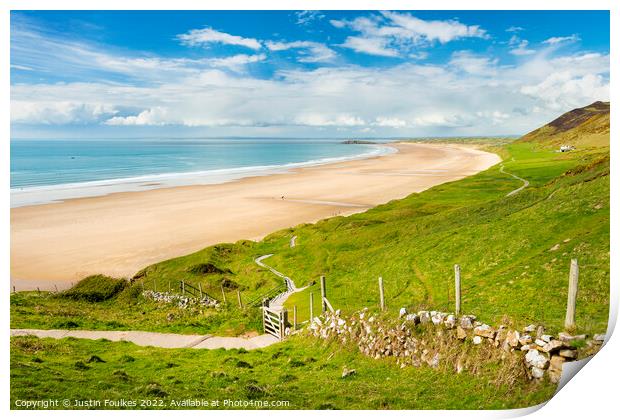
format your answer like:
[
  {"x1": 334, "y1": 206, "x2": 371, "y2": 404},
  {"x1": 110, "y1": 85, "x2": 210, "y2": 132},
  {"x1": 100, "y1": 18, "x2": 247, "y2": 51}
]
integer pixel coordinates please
[{"x1": 10, "y1": 138, "x2": 396, "y2": 207}]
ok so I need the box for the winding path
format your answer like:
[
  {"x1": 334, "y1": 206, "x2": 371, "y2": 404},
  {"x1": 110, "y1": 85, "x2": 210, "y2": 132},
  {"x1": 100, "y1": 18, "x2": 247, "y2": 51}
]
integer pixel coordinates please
[
  {"x1": 254, "y1": 254, "x2": 307, "y2": 310},
  {"x1": 500, "y1": 164, "x2": 530, "y2": 197},
  {"x1": 11, "y1": 328, "x2": 278, "y2": 350}
]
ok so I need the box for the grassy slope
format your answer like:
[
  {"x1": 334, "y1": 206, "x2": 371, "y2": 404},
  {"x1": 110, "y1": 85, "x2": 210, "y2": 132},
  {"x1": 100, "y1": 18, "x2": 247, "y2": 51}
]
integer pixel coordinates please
[
  {"x1": 9, "y1": 103, "x2": 609, "y2": 410},
  {"x1": 283, "y1": 141, "x2": 609, "y2": 333},
  {"x1": 10, "y1": 335, "x2": 555, "y2": 409},
  {"x1": 11, "y1": 104, "x2": 610, "y2": 336},
  {"x1": 10, "y1": 289, "x2": 262, "y2": 336}
]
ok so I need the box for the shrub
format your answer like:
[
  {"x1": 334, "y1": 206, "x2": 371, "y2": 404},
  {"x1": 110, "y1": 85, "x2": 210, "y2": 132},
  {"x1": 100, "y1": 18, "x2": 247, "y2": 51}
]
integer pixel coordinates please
[
  {"x1": 60, "y1": 275, "x2": 127, "y2": 302},
  {"x1": 187, "y1": 263, "x2": 231, "y2": 275}
]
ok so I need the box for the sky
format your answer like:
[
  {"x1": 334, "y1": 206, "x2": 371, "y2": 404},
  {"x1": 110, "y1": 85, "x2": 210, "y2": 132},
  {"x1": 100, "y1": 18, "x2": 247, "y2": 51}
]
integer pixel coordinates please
[{"x1": 10, "y1": 10, "x2": 610, "y2": 138}]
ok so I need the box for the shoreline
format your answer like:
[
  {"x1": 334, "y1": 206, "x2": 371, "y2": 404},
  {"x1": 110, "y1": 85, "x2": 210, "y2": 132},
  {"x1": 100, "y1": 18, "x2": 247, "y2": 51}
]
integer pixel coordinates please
[
  {"x1": 11, "y1": 142, "x2": 501, "y2": 290},
  {"x1": 11, "y1": 143, "x2": 397, "y2": 208}
]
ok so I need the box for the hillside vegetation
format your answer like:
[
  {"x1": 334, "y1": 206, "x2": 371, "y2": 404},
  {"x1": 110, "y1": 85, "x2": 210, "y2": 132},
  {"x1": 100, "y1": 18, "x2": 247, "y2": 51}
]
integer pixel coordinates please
[
  {"x1": 10, "y1": 333, "x2": 555, "y2": 409},
  {"x1": 11, "y1": 102, "x2": 610, "y2": 337}
]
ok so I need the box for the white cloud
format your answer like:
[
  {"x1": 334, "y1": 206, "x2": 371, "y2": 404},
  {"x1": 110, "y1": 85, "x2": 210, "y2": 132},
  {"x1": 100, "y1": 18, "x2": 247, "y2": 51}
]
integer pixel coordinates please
[
  {"x1": 295, "y1": 11, "x2": 325, "y2": 26},
  {"x1": 506, "y1": 26, "x2": 524, "y2": 33},
  {"x1": 510, "y1": 39, "x2": 536, "y2": 56},
  {"x1": 413, "y1": 113, "x2": 469, "y2": 128},
  {"x1": 381, "y1": 11, "x2": 488, "y2": 44},
  {"x1": 10, "y1": 64, "x2": 34, "y2": 71},
  {"x1": 11, "y1": 23, "x2": 269, "y2": 82},
  {"x1": 333, "y1": 12, "x2": 488, "y2": 57},
  {"x1": 294, "y1": 114, "x2": 366, "y2": 127},
  {"x1": 476, "y1": 110, "x2": 510, "y2": 125},
  {"x1": 11, "y1": 23, "x2": 213, "y2": 81},
  {"x1": 12, "y1": 101, "x2": 117, "y2": 125},
  {"x1": 520, "y1": 72, "x2": 609, "y2": 111},
  {"x1": 105, "y1": 107, "x2": 172, "y2": 126},
  {"x1": 338, "y1": 36, "x2": 399, "y2": 57},
  {"x1": 206, "y1": 54, "x2": 267, "y2": 71},
  {"x1": 266, "y1": 41, "x2": 336, "y2": 62},
  {"x1": 373, "y1": 117, "x2": 407, "y2": 128},
  {"x1": 543, "y1": 34, "x2": 580, "y2": 45},
  {"x1": 329, "y1": 19, "x2": 346, "y2": 29},
  {"x1": 508, "y1": 35, "x2": 535, "y2": 56},
  {"x1": 177, "y1": 27, "x2": 262, "y2": 50},
  {"x1": 449, "y1": 51, "x2": 498, "y2": 75},
  {"x1": 10, "y1": 20, "x2": 609, "y2": 137}
]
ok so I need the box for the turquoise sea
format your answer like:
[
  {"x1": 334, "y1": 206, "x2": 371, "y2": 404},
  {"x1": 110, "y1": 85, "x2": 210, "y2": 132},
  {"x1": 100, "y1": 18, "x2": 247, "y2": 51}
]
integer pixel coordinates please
[{"x1": 10, "y1": 138, "x2": 395, "y2": 207}]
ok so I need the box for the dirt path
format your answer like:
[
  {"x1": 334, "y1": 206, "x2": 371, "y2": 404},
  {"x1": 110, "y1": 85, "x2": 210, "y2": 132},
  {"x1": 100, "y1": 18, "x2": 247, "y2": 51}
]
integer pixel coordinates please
[
  {"x1": 10, "y1": 328, "x2": 279, "y2": 350},
  {"x1": 500, "y1": 164, "x2": 530, "y2": 197}
]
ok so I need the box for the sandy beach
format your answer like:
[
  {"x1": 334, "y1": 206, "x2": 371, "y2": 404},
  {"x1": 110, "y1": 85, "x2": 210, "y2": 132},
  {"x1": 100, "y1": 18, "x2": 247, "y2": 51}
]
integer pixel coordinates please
[{"x1": 11, "y1": 143, "x2": 500, "y2": 290}]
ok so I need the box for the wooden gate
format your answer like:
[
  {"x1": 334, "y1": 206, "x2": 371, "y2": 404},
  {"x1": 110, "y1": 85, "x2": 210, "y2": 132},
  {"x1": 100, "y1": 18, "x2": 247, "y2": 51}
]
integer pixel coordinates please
[{"x1": 263, "y1": 306, "x2": 288, "y2": 340}]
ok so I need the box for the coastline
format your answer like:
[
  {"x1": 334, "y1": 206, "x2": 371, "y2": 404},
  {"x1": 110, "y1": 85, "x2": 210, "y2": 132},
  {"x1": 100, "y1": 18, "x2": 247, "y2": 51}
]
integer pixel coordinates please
[
  {"x1": 10, "y1": 142, "x2": 501, "y2": 290},
  {"x1": 11, "y1": 143, "x2": 397, "y2": 208}
]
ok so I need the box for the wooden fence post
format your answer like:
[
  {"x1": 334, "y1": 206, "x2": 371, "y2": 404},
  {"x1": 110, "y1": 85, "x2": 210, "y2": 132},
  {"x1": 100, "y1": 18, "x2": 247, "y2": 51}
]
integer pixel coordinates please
[
  {"x1": 310, "y1": 292, "x2": 314, "y2": 321},
  {"x1": 379, "y1": 276, "x2": 385, "y2": 311},
  {"x1": 153, "y1": 280, "x2": 157, "y2": 293},
  {"x1": 446, "y1": 282, "x2": 450, "y2": 312},
  {"x1": 280, "y1": 308, "x2": 289, "y2": 339},
  {"x1": 293, "y1": 305, "x2": 298, "y2": 330},
  {"x1": 320, "y1": 275, "x2": 327, "y2": 313},
  {"x1": 54, "y1": 284, "x2": 58, "y2": 293},
  {"x1": 168, "y1": 281, "x2": 171, "y2": 293},
  {"x1": 37, "y1": 287, "x2": 40, "y2": 295},
  {"x1": 12, "y1": 285, "x2": 16, "y2": 294},
  {"x1": 221, "y1": 284, "x2": 227, "y2": 304},
  {"x1": 565, "y1": 259, "x2": 579, "y2": 330},
  {"x1": 198, "y1": 283, "x2": 203, "y2": 299},
  {"x1": 237, "y1": 289, "x2": 243, "y2": 308},
  {"x1": 181, "y1": 280, "x2": 185, "y2": 296},
  {"x1": 454, "y1": 264, "x2": 461, "y2": 316}
]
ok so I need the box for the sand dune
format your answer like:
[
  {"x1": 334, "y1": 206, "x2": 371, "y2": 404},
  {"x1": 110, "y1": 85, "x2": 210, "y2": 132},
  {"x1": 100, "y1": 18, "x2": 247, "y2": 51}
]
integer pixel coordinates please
[{"x1": 10, "y1": 143, "x2": 500, "y2": 290}]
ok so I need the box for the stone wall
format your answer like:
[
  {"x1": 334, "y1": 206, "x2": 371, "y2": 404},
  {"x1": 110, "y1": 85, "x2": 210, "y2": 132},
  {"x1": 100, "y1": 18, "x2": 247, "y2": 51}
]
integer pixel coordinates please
[
  {"x1": 142, "y1": 290, "x2": 219, "y2": 309},
  {"x1": 306, "y1": 308, "x2": 604, "y2": 384}
]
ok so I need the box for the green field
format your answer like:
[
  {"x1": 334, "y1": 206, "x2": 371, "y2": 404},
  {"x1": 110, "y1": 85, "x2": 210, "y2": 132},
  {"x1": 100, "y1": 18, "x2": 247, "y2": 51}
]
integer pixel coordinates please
[
  {"x1": 10, "y1": 333, "x2": 555, "y2": 410},
  {"x1": 10, "y1": 102, "x2": 610, "y2": 409}
]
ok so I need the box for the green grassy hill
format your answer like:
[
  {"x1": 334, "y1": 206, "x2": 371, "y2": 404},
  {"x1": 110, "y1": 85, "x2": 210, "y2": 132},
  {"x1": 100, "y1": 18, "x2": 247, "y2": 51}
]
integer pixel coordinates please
[{"x1": 11, "y1": 102, "x2": 610, "y2": 337}]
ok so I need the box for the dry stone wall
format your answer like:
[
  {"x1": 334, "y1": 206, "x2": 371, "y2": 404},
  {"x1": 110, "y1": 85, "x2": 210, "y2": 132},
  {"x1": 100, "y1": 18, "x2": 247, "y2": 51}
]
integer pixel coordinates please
[
  {"x1": 142, "y1": 290, "x2": 219, "y2": 309},
  {"x1": 306, "y1": 307, "x2": 604, "y2": 384}
]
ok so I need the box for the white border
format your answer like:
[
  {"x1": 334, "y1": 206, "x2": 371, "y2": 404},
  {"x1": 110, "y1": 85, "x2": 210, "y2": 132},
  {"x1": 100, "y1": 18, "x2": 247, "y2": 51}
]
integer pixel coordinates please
[{"x1": 2, "y1": 1, "x2": 616, "y2": 419}]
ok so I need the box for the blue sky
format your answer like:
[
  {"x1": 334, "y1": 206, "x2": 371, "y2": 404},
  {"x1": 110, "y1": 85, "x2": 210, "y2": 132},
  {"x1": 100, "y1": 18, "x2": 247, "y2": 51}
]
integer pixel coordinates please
[{"x1": 11, "y1": 10, "x2": 610, "y2": 138}]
